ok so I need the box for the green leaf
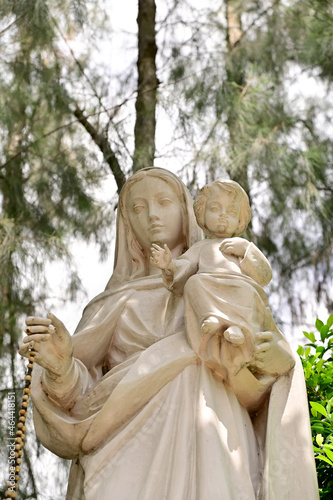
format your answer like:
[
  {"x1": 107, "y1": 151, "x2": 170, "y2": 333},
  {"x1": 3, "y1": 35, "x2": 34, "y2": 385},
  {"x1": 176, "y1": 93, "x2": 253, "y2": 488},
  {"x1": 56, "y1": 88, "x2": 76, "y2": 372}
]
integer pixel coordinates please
[
  {"x1": 316, "y1": 318, "x2": 324, "y2": 332},
  {"x1": 303, "y1": 331, "x2": 316, "y2": 343},
  {"x1": 317, "y1": 359, "x2": 324, "y2": 373},
  {"x1": 311, "y1": 424, "x2": 325, "y2": 434},
  {"x1": 304, "y1": 343, "x2": 317, "y2": 350},
  {"x1": 321, "y1": 324, "x2": 330, "y2": 342},
  {"x1": 304, "y1": 347, "x2": 311, "y2": 359},
  {"x1": 316, "y1": 455, "x2": 333, "y2": 466},
  {"x1": 311, "y1": 407, "x2": 317, "y2": 417},
  {"x1": 297, "y1": 345, "x2": 304, "y2": 356},
  {"x1": 316, "y1": 434, "x2": 324, "y2": 446},
  {"x1": 310, "y1": 402, "x2": 328, "y2": 418},
  {"x1": 324, "y1": 447, "x2": 333, "y2": 462},
  {"x1": 327, "y1": 315, "x2": 333, "y2": 328},
  {"x1": 304, "y1": 361, "x2": 314, "y2": 379}
]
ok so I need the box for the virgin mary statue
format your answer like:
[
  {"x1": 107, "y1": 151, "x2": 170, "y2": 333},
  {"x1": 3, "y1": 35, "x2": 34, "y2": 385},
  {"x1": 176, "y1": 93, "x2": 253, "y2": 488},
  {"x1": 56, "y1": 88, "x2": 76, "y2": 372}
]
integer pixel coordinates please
[{"x1": 21, "y1": 168, "x2": 318, "y2": 499}]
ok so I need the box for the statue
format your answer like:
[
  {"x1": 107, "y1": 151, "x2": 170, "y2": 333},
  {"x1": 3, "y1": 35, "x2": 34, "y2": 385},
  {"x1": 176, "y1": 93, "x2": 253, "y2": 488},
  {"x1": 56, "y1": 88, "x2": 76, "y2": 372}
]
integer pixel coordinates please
[{"x1": 20, "y1": 168, "x2": 319, "y2": 499}]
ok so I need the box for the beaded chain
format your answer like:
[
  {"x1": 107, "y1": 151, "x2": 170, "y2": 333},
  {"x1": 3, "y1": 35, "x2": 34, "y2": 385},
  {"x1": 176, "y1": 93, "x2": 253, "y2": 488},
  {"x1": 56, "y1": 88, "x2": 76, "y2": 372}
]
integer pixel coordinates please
[{"x1": 5, "y1": 349, "x2": 36, "y2": 499}]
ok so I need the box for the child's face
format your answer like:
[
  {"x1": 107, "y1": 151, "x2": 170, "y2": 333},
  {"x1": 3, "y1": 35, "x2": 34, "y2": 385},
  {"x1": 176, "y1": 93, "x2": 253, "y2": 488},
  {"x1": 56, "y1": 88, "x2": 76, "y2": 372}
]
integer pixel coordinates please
[{"x1": 204, "y1": 186, "x2": 241, "y2": 238}]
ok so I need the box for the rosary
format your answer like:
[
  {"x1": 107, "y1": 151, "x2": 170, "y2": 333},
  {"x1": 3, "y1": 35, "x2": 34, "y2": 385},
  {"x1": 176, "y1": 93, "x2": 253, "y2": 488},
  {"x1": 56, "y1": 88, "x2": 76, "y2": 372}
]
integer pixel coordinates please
[{"x1": 5, "y1": 348, "x2": 36, "y2": 499}]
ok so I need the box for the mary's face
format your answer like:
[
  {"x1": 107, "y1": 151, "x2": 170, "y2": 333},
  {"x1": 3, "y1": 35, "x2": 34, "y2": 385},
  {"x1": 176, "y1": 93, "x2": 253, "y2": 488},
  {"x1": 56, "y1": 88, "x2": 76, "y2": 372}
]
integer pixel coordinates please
[{"x1": 126, "y1": 177, "x2": 185, "y2": 253}]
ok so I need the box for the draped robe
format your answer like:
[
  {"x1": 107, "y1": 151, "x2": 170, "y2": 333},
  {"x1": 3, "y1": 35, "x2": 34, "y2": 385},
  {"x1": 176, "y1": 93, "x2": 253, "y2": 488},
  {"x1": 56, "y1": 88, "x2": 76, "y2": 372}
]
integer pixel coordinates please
[{"x1": 31, "y1": 273, "x2": 318, "y2": 500}]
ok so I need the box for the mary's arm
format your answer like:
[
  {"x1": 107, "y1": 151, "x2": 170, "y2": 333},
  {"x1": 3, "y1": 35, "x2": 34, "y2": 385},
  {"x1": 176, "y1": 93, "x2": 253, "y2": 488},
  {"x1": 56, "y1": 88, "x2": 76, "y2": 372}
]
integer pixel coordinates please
[
  {"x1": 40, "y1": 358, "x2": 91, "y2": 411},
  {"x1": 199, "y1": 329, "x2": 295, "y2": 412},
  {"x1": 225, "y1": 333, "x2": 294, "y2": 412},
  {"x1": 19, "y1": 313, "x2": 93, "y2": 411},
  {"x1": 20, "y1": 290, "x2": 128, "y2": 411}
]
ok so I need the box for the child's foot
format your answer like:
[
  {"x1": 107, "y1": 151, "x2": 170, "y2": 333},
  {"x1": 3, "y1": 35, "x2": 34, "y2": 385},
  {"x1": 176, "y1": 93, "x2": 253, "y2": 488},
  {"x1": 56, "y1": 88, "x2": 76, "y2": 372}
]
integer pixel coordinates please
[
  {"x1": 201, "y1": 316, "x2": 222, "y2": 336},
  {"x1": 224, "y1": 326, "x2": 245, "y2": 345}
]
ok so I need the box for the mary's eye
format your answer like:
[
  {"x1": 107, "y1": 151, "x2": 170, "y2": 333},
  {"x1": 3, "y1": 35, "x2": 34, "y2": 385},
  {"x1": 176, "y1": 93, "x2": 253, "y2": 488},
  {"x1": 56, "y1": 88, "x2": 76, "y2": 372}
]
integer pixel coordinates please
[
  {"x1": 133, "y1": 204, "x2": 144, "y2": 214},
  {"x1": 159, "y1": 198, "x2": 172, "y2": 206}
]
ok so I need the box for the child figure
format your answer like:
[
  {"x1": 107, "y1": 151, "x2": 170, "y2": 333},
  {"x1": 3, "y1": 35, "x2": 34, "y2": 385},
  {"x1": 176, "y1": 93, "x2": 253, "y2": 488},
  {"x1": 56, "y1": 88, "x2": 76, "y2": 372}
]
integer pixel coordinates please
[{"x1": 150, "y1": 179, "x2": 275, "y2": 356}]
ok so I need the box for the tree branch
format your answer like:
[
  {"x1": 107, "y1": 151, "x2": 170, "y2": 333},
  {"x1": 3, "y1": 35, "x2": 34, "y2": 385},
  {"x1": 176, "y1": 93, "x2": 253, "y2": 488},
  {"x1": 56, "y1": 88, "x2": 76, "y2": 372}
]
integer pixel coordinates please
[
  {"x1": 0, "y1": 101, "x2": 132, "y2": 187},
  {"x1": 73, "y1": 107, "x2": 126, "y2": 193},
  {"x1": 0, "y1": 12, "x2": 28, "y2": 38}
]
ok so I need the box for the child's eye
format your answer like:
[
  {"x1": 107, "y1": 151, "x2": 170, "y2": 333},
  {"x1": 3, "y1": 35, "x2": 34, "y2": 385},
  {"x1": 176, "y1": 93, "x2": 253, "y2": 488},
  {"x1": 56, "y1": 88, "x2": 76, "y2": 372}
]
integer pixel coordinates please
[{"x1": 209, "y1": 206, "x2": 219, "y2": 212}]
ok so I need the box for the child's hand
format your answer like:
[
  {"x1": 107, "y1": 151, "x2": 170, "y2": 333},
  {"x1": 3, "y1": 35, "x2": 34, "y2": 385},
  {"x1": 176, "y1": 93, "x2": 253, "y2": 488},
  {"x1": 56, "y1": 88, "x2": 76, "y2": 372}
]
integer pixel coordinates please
[
  {"x1": 150, "y1": 243, "x2": 172, "y2": 270},
  {"x1": 219, "y1": 237, "x2": 250, "y2": 259}
]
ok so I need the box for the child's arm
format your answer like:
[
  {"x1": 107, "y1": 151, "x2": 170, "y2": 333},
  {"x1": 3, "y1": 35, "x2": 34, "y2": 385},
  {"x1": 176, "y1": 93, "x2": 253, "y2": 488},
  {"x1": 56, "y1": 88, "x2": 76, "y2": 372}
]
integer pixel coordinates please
[
  {"x1": 220, "y1": 238, "x2": 272, "y2": 286},
  {"x1": 150, "y1": 243, "x2": 175, "y2": 281},
  {"x1": 150, "y1": 243, "x2": 199, "y2": 295}
]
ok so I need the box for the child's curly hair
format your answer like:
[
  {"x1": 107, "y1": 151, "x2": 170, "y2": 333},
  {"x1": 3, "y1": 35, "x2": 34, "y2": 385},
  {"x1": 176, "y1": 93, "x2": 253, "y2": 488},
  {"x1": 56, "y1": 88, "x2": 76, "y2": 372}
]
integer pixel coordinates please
[{"x1": 193, "y1": 179, "x2": 252, "y2": 237}]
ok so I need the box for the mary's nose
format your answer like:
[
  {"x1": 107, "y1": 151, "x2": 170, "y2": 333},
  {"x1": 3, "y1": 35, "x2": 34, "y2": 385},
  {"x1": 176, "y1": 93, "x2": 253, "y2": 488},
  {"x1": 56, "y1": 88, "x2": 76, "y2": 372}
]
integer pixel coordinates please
[{"x1": 147, "y1": 202, "x2": 160, "y2": 221}]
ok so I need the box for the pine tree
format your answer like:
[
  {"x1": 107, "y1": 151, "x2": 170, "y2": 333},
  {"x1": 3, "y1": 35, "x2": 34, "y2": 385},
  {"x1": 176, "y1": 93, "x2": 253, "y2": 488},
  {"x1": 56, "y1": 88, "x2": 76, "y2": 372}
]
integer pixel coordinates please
[{"x1": 0, "y1": 1, "x2": 117, "y2": 496}]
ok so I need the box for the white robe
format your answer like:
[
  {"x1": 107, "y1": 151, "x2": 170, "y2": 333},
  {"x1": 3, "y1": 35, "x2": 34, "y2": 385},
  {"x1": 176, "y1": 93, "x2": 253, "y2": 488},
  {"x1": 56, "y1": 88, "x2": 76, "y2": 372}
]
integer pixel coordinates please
[{"x1": 31, "y1": 276, "x2": 318, "y2": 500}]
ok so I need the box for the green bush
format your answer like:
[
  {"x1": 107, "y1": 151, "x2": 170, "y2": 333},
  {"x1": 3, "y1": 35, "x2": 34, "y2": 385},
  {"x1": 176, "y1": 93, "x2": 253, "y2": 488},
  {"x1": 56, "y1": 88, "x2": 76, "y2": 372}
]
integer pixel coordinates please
[{"x1": 297, "y1": 315, "x2": 333, "y2": 499}]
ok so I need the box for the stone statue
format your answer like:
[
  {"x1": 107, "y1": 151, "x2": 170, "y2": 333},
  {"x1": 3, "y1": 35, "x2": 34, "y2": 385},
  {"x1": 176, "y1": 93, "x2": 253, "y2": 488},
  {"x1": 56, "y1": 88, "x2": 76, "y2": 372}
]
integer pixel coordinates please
[{"x1": 20, "y1": 168, "x2": 319, "y2": 499}]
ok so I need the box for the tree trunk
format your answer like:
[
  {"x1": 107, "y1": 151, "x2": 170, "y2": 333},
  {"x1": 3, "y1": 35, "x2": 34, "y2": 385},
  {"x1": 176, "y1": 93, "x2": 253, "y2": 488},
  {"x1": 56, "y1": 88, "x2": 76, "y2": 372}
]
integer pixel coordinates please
[
  {"x1": 226, "y1": 0, "x2": 242, "y2": 50},
  {"x1": 133, "y1": 0, "x2": 158, "y2": 172},
  {"x1": 225, "y1": 0, "x2": 250, "y2": 197}
]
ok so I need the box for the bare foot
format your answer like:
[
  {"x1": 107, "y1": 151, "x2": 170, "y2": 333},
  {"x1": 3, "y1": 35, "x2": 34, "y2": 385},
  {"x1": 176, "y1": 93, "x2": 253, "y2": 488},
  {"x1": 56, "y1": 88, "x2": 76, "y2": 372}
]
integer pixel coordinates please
[
  {"x1": 224, "y1": 326, "x2": 245, "y2": 345},
  {"x1": 201, "y1": 316, "x2": 222, "y2": 336}
]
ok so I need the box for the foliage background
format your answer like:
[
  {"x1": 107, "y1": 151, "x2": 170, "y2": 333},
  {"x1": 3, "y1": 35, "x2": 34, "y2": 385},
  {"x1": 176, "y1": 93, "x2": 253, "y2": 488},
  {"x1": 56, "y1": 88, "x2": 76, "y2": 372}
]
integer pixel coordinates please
[
  {"x1": 0, "y1": 0, "x2": 332, "y2": 497},
  {"x1": 298, "y1": 316, "x2": 333, "y2": 499}
]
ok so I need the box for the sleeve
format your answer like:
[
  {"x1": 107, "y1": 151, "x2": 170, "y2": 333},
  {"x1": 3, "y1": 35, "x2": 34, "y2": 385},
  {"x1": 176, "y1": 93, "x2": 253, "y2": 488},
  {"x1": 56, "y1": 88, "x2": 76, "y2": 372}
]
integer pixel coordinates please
[
  {"x1": 39, "y1": 288, "x2": 133, "y2": 410},
  {"x1": 41, "y1": 358, "x2": 91, "y2": 411},
  {"x1": 239, "y1": 242, "x2": 272, "y2": 286}
]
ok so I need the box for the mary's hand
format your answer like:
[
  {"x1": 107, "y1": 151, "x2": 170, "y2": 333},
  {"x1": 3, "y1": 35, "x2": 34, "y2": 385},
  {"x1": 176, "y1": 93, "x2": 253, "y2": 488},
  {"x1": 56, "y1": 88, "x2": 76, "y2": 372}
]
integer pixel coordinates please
[
  {"x1": 19, "y1": 313, "x2": 73, "y2": 378},
  {"x1": 248, "y1": 331, "x2": 295, "y2": 377}
]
